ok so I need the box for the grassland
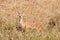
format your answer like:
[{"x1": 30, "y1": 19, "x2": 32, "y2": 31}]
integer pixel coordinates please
[{"x1": 0, "y1": 0, "x2": 60, "y2": 40}]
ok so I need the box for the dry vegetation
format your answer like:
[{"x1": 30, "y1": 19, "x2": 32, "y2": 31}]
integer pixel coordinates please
[
  {"x1": 0, "y1": 15, "x2": 60, "y2": 40},
  {"x1": 0, "y1": 0, "x2": 60, "y2": 40}
]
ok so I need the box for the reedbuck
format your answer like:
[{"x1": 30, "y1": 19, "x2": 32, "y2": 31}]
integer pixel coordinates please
[{"x1": 20, "y1": 16, "x2": 43, "y2": 29}]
